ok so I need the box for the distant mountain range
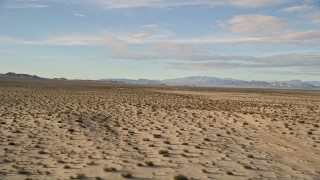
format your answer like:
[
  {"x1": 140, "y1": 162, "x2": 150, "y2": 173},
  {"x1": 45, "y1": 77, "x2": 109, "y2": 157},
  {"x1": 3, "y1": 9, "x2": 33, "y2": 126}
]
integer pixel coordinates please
[
  {"x1": 1, "y1": 72, "x2": 319, "y2": 89},
  {"x1": 103, "y1": 76, "x2": 320, "y2": 89},
  {"x1": 0, "y1": 72, "x2": 45, "y2": 79},
  {"x1": 0, "y1": 72, "x2": 66, "y2": 80}
]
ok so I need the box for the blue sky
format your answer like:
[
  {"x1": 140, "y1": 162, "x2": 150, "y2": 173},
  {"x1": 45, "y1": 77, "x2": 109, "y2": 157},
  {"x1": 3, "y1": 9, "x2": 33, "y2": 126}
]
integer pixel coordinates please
[{"x1": 0, "y1": 0, "x2": 319, "y2": 81}]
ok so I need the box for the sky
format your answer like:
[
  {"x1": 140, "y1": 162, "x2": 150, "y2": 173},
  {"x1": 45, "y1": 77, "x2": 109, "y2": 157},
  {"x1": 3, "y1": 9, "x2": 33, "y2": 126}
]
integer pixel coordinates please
[{"x1": 0, "y1": 0, "x2": 319, "y2": 81}]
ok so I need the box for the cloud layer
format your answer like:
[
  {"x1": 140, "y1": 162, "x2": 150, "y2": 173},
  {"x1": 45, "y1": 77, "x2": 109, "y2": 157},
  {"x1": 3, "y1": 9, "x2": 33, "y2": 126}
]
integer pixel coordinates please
[
  {"x1": 221, "y1": 14, "x2": 320, "y2": 45},
  {"x1": 1, "y1": 0, "x2": 319, "y2": 79},
  {"x1": 2, "y1": 0, "x2": 50, "y2": 9},
  {"x1": 58, "y1": 0, "x2": 292, "y2": 9}
]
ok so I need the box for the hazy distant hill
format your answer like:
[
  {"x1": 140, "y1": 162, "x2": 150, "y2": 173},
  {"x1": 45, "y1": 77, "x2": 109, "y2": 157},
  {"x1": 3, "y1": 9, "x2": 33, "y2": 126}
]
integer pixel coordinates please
[
  {"x1": 0, "y1": 72, "x2": 68, "y2": 81},
  {"x1": 1, "y1": 72, "x2": 318, "y2": 89},
  {"x1": 0, "y1": 72, "x2": 45, "y2": 79},
  {"x1": 103, "y1": 76, "x2": 320, "y2": 89},
  {"x1": 102, "y1": 78, "x2": 163, "y2": 85},
  {"x1": 162, "y1": 76, "x2": 318, "y2": 89}
]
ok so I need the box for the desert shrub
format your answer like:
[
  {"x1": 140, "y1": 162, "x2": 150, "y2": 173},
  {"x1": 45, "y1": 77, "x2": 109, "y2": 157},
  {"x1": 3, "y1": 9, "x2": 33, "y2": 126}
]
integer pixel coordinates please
[
  {"x1": 136, "y1": 163, "x2": 143, "y2": 167},
  {"x1": 18, "y1": 169, "x2": 31, "y2": 175},
  {"x1": 8, "y1": 142, "x2": 16, "y2": 145},
  {"x1": 158, "y1": 150, "x2": 169, "y2": 155},
  {"x1": 63, "y1": 165, "x2": 71, "y2": 169},
  {"x1": 57, "y1": 159, "x2": 66, "y2": 163},
  {"x1": 121, "y1": 172, "x2": 132, "y2": 178},
  {"x1": 180, "y1": 153, "x2": 187, "y2": 157},
  {"x1": 103, "y1": 167, "x2": 117, "y2": 172},
  {"x1": 153, "y1": 134, "x2": 161, "y2": 138},
  {"x1": 76, "y1": 173, "x2": 86, "y2": 179},
  {"x1": 174, "y1": 174, "x2": 188, "y2": 180},
  {"x1": 145, "y1": 161, "x2": 154, "y2": 166},
  {"x1": 87, "y1": 161, "x2": 96, "y2": 165},
  {"x1": 38, "y1": 150, "x2": 46, "y2": 154},
  {"x1": 247, "y1": 154, "x2": 254, "y2": 158},
  {"x1": 163, "y1": 140, "x2": 170, "y2": 144}
]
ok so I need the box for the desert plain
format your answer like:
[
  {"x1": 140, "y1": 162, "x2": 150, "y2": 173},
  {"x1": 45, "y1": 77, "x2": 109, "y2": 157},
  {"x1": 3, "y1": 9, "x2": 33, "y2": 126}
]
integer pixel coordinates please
[{"x1": 0, "y1": 78, "x2": 319, "y2": 180}]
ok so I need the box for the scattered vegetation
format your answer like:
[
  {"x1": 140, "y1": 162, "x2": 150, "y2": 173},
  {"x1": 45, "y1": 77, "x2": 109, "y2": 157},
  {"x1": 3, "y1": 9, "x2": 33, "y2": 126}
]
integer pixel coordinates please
[
  {"x1": 174, "y1": 174, "x2": 188, "y2": 180},
  {"x1": 121, "y1": 172, "x2": 133, "y2": 179}
]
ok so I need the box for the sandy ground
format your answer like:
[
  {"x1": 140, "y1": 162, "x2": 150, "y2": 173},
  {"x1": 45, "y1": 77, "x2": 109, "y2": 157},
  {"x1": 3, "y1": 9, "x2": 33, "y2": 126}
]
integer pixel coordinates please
[{"x1": 0, "y1": 78, "x2": 319, "y2": 180}]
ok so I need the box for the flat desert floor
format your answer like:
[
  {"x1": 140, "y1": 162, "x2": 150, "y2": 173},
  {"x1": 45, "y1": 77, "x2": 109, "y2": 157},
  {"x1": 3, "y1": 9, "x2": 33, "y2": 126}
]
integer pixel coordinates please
[{"x1": 0, "y1": 78, "x2": 319, "y2": 180}]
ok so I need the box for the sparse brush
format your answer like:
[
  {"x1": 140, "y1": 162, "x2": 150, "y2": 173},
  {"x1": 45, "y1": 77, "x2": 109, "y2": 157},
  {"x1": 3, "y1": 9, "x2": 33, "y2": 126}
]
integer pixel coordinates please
[
  {"x1": 174, "y1": 174, "x2": 188, "y2": 180},
  {"x1": 180, "y1": 153, "x2": 187, "y2": 157},
  {"x1": 121, "y1": 172, "x2": 132, "y2": 178},
  {"x1": 87, "y1": 161, "x2": 95, "y2": 165},
  {"x1": 158, "y1": 150, "x2": 169, "y2": 155},
  {"x1": 18, "y1": 169, "x2": 31, "y2": 175},
  {"x1": 136, "y1": 163, "x2": 143, "y2": 167},
  {"x1": 38, "y1": 150, "x2": 46, "y2": 154},
  {"x1": 153, "y1": 134, "x2": 161, "y2": 138},
  {"x1": 145, "y1": 161, "x2": 154, "y2": 166},
  {"x1": 8, "y1": 142, "x2": 16, "y2": 145},
  {"x1": 247, "y1": 154, "x2": 254, "y2": 158},
  {"x1": 63, "y1": 165, "x2": 71, "y2": 169},
  {"x1": 202, "y1": 169, "x2": 207, "y2": 173},
  {"x1": 103, "y1": 167, "x2": 117, "y2": 172}
]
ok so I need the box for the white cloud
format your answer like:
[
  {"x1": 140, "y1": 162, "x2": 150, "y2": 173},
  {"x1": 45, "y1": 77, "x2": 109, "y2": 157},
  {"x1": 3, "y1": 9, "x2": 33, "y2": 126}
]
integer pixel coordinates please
[
  {"x1": 58, "y1": 0, "x2": 290, "y2": 9},
  {"x1": 230, "y1": 0, "x2": 291, "y2": 8},
  {"x1": 168, "y1": 52, "x2": 320, "y2": 72},
  {"x1": 3, "y1": 3, "x2": 50, "y2": 9},
  {"x1": 131, "y1": 33, "x2": 148, "y2": 39},
  {"x1": 169, "y1": 62, "x2": 234, "y2": 70},
  {"x1": 221, "y1": 14, "x2": 320, "y2": 45},
  {"x1": 142, "y1": 24, "x2": 159, "y2": 28},
  {"x1": 281, "y1": 4, "x2": 320, "y2": 25},
  {"x1": 304, "y1": 12, "x2": 320, "y2": 25},
  {"x1": 0, "y1": 34, "x2": 128, "y2": 52},
  {"x1": 227, "y1": 14, "x2": 289, "y2": 37},
  {"x1": 2, "y1": 0, "x2": 50, "y2": 9},
  {"x1": 1, "y1": 34, "x2": 319, "y2": 75},
  {"x1": 281, "y1": 5, "x2": 313, "y2": 12},
  {"x1": 85, "y1": 0, "x2": 225, "y2": 9},
  {"x1": 152, "y1": 43, "x2": 199, "y2": 53},
  {"x1": 186, "y1": 37, "x2": 252, "y2": 45},
  {"x1": 112, "y1": 42, "x2": 201, "y2": 61},
  {"x1": 74, "y1": 13, "x2": 87, "y2": 17}
]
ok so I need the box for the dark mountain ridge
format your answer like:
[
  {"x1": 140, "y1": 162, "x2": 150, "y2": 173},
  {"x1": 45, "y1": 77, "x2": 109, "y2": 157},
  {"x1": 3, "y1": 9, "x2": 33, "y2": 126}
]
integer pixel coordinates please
[{"x1": 1, "y1": 72, "x2": 319, "y2": 89}]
